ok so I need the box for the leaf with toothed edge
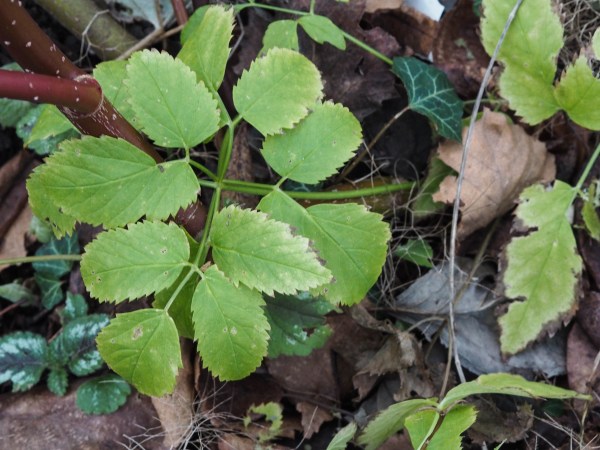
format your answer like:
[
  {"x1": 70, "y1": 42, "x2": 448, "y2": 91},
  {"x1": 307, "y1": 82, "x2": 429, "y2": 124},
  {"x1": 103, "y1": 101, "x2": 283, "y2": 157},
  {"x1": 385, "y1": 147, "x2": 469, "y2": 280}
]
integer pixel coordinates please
[
  {"x1": 298, "y1": 15, "x2": 346, "y2": 50},
  {"x1": 80, "y1": 221, "x2": 190, "y2": 303},
  {"x1": 261, "y1": 20, "x2": 299, "y2": 54}
]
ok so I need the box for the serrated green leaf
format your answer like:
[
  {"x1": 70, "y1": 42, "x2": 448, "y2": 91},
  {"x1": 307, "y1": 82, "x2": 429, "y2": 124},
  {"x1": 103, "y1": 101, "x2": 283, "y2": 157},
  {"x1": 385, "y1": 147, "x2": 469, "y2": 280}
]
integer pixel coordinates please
[
  {"x1": 439, "y1": 373, "x2": 589, "y2": 409},
  {"x1": 30, "y1": 214, "x2": 54, "y2": 243},
  {"x1": 93, "y1": 60, "x2": 137, "y2": 125},
  {"x1": 27, "y1": 166, "x2": 77, "y2": 238},
  {"x1": 96, "y1": 309, "x2": 182, "y2": 396},
  {"x1": 392, "y1": 57, "x2": 463, "y2": 141},
  {"x1": 181, "y1": 5, "x2": 210, "y2": 44},
  {"x1": 47, "y1": 367, "x2": 69, "y2": 396},
  {"x1": 261, "y1": 102, "x2": 361, "y2": 184},
  {"x1": 192, "y1": 265, "x2": 270, "y2": 380},
  {"x1": 298, "y1": 15, "x2": 346, "y2": 50},
  {"x1": 34, "y1": 272, "x2": 64, "y2": 309},
  {"x1": 233, "y1": 48, "x2": 323, "y2": 135},
  {"x1": 0, "y1": 332, "x2": 48, "y2": 392},
  {"x1": 327, "y1": 422, "x2": 357, "y2": 450},
  {"x1": 481, "y1": 0, "x2": 562, "y2": 123},
  {"x1": 265, "y1": 292, "x2": 334, "y2": 358},
  {"x1": 81, "y1": 221, "x2": 189, "y2": 302},
  {"x1": 358, "y1": 398, "x2": 438, "y2": 450},
  {"x1": 127, "y1": 49, "x2": 220, "y2": 148},
  {"x1": 37, "y1": 136, "x2": 199, "y2": 228},
  {"x1": 501, "y1": 181, "x2": 582, "y2": 355},
  {"x1": 178, "y1": 5, "x2": 234, "y2": 90},
  {"x1": 259, "y1": 191, "x2": 390, "y2": 305},
  {"x1": 33, "y1": 233, "x2": 79, "y2": 278},
  {"x1": 210, "y1": 205, "x2": 331, "y2": 295},
  {"x1": 554, "y1": 56, "x2": 600, "y2": 130},
  {"x1": 394, "y1": 239, "x2": 434, "y2": 268},
  {"x1": 0, "y1": 282, "x2": 36, "y2": 304},
  {"x1": 405, "y1": 405, "x2": 476, "y2": 450},
  {"x1": 76, "y1": 374, "x2": 131, "y2": 415},
  {"x1": 261, "y1": 20, "x2": 299, "y2": 55},
  {"x1": 60, "y1": 293, "x2": 89, "y2": 324},
  {"x1": 583, "y1": 182, "x2": 600, "y2": 241}
]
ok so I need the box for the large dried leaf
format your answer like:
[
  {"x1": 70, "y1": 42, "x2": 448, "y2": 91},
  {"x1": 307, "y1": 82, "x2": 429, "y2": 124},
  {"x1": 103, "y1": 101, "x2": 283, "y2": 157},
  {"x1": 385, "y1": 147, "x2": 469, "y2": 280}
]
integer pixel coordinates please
[{"x1": 433, "y1": 109, "x2": 555, "y2": 238}]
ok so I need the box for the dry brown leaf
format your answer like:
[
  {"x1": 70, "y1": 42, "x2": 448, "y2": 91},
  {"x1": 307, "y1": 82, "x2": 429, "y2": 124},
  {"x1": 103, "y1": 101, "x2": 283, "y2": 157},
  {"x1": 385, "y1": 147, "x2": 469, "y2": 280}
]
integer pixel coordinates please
[
  {"x1": 433, "y1": 109, "x2": 556, "y2": 239},
  {"x1": 567, "y1": 323, "x2": 600, "y2": 406},
  {"x1": 295, "y1": 402, "x2": 333, "y2": 439},
  {"x1": 0, "y1": 205, "x2": 32, "y2": 272}
]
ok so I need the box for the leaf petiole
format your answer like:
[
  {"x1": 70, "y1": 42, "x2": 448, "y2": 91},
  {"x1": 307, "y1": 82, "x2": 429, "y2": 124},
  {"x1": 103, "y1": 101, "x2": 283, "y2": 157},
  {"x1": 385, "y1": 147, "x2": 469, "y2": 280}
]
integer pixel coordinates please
[
  {"x1": 163, "y1": 266, "x2": 198, "y2": 312},
  {"x1": 0, "y1": 254, "x2": 81, "y2": 266}
]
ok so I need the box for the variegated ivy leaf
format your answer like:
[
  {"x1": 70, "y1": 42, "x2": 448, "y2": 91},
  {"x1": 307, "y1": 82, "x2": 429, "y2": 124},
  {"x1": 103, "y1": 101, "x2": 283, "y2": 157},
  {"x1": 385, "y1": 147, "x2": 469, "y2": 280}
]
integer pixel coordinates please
[
  {"x1": 210, "y1": 205, "x2": 332, "y2": 296},
  {"x1": 36, "y1": 136, "x2": 199, "y2": 228},
  {"x1": 298, "y1": 15, "x2": 346, "y2": 50},
  {"x1": 0, "y1": 332, "x2": 48, "y2": 392},
  {"x1": 178, "y1": 5, "x2": 234, "y2": 90},
  {"x1": 233, "y1": 48, "x2": 323, "y2": 135},
  {"x1": 261, "y1": 20, "x2": 299, "y2": 55},
  {"x1": 76, "y1": 374, "x2": 131, "y2": 415},
  {"x1": 126, "y1": 49, "x2": 220, "y2": 148},
  {"x1": 501, "y1": 181, "x2": 582, "y2": 355},
  {"x1": 47, "y1": 368, "x2": 68, "y2": 396},
  {"x1": 259, "y1": 190, "x2": 390, "y2": 305},
  {"x1": 192, "y1": 265, "x2": 270, "y2": 380},
  {"x1": 261, "y1": 102, "x2": 362, "y2": 184},
  {"x1": 96, "y1": 309, "x2": 182, "y2": 396},
  {"x1": 81, "y1": 221, "x2": 190, "y2": 302}
]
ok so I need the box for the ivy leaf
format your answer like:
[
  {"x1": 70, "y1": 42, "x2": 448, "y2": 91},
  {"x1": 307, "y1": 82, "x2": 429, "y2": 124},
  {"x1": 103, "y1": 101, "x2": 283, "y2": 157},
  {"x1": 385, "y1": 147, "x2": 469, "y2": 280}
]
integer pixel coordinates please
[
  {"x1": 0, "y1": 282, "x2": 36, "y2": 304},
  {"x1": 298, "y1": 15, "x2": 346, "y2": 50},
  {"x1": 178, "y1": 5, "x2": 234, "y2": 90},
  {"x1": 60, "y1": 293, "x2": 89, "y2": 324},
  {"x1": 394, "y1": 239, "x2": 434, "y2": 268},
  {"x1": 265, "y1": 292, "x2": 334, "y2": 358},
  {"x1": 34, "y1": 272, "x2": 64, "y2": 310},
  {"x1": 96, "y1": 309, "x2": 182, "y2": 396},
  {"x1": 76, "y1": 374, "x2": 131, "y2": 415},
  {"x1": 392, "y1": 57, "x2": 463, "y2": 141},
  {"x1": 481, "y1": 0, "x2": 562, "y2": 124},
  {"x1": 261, "y1": 20, "x2": 299, "y2": 54},
  {"x1": 48, "y1": 314, "x2": 109, "y2": 376},
  {"x1": 37, "y1": 136, "x2": 199, "y2": 228},
  {"x1": 47, "y1": 367, "x2": 69, "y2": 396},
  {"x1": 405, "y1": 405, "x2": 476, "y2": 450},
  {"x1": 233, "y1": 48, "x2": 323, "y2": 135},
  {"x1": 81, "y1": 221, "x2": 190, "y2": 303},
  {"x1": 501, "y1": 181, "x2": 582, "y2": 355},
  {"x1": 27, "y1": 165, "x2": 77, "y2": 238},
  {"x1": 554, "y1": 56, "x2": 600, "y2": 130},
  {"x1": 32, "y1": 233, "x2": 79, "y2": 278},
  {"x1": 126, "y1": 49, "x2": 220, "y2": 148},
  {"x1": 261, "y1": 102, "x2": 362, "y2": 184},
  {"x1": 357, "y1": 398, "x2": 438, "y2": 450},
  {"x1": 93, "y1": 60, "x2": 137, "y2": 125},
  {"x1": 192, "y1": 266, "x2": 270, "y2": 380},
  {"x1": 0, "y1": 332, "x2": 48, "y2": 392},
  {"x1": 326, "y1": 422, "x2": 357, "y2": 450},
  {"x1": 259, "y1": 191, "x2": 390, "y2": 305}
]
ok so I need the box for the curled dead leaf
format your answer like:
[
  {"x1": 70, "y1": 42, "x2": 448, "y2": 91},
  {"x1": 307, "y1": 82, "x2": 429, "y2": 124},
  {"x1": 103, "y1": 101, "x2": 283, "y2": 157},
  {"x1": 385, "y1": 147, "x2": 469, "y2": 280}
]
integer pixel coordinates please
[{"x1": 433, "y1": 109, "x2": 555, "y2": 239}]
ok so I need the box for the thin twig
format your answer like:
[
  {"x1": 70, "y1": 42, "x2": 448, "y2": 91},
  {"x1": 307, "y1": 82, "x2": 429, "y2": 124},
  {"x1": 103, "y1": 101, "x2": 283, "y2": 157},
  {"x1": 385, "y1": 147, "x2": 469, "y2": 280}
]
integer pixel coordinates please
[{"x1": 447, "y1": 0, "x2": 524, "y2": 384}]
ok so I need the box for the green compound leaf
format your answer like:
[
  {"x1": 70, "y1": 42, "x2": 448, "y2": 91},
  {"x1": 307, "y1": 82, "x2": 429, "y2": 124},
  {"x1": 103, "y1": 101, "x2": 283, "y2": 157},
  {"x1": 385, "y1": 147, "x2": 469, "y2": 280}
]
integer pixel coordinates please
[
  {"x1": 192, "y1": 265, "x2": 270, "y2": 380},
  {"x1": 394, "y1": 238, "x2": 434, "y2": 268},
  {"x1": 48, "y1": 314, "x2": 109, "y2": 376},
  {"x1": 233, "y1": 48, "x2": 323, "y2": 135},
  {"x1": 326, "y1": 422, "x2": 357, "y2": 450},
  {"x1": 501, "y1": 181, "x2": 582, "y2": 355},
  {"x1": 94, "y1": 60, "x2": 137, "y2": 125},
  {"x1": 96, "y1": 309, "x2": 182, "y2": 396},
  {"x1": 259, "y1": 191, "x2": 390, "y2": 305},
  {"x1": 81, "y1": 221, "x2": 190, "y2": 302},
  {"x1": 32, "y1": 233, "x2": 79, "y2": 278},
  {"x1": 357, "y1": 398, "x2": 438, "y2": 450},
  {"x1": 261, "y1": 102, "x2": 362, "y2": 184},
  {"x1": 261, "y1": 20, "x2": 299, "y2": 55},
  {"x1": 392, "y1": 56, "x2": 463, "y2": 141},
  {"x1": 554, "y1": 56, "x2": 600, "y2": 130},
  {"x1": 127, "y1": 49, "x2": 220, "y2": 148},
  {"x1": 47, "y1": 367, "x2": 69, "y2": 396},
  {"x1": 440, "y1": 373, "x2": 589, "y2": 409},
  {"x1": 265, "y1": 292, "x2": 334, "y2": 358},
  {"x1": 298, "y1": 15, "x2": 346, "y2": 50},
  {"x1": 38, "y1": 136, "x2": 199, "y2": 228},
  {"x1": 405, "y1": 405, "x2": 476, "y2": 450},
  {"x1": 210, "y1": 205, "x2": 332, "y2": 296},
  {"x1": 27, "y1": 165, "x2": 77, "y2": 238},
  {"x1": 481, "y1": 0, "x2": 562, "y2": 124},
  {"x1": 76, "y1": 374, "x2": 131, "y2": 415},
  {"x1": 0, "y1": 332, "x2": 48, "y2": 392},
  {"x1": 178, "y1": 5, "x2": 234, "y2": 90}
]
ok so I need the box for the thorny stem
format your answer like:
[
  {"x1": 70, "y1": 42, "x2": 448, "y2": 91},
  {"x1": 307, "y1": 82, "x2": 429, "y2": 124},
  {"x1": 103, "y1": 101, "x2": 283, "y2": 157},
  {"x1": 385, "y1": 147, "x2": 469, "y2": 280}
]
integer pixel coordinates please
[
  {"x1": 0, "y1": 254, "x2": 82, "y2": 265},
  {"x1": 171, "y1": 0, "x2": 189, "y2": 25}
]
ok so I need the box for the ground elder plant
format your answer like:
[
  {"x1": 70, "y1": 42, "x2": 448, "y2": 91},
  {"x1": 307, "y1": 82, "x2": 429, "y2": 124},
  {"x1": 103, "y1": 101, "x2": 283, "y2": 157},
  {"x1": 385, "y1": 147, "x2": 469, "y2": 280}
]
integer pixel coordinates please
[{"x1": 25, "y1": 5, "x2": 392, "y2": 396}]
